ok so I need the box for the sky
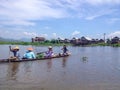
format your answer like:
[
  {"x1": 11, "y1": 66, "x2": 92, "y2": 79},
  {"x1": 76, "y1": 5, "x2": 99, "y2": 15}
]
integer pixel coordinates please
[{"x1": 0, "y1": 0, "x2": 120, "y2": 40}]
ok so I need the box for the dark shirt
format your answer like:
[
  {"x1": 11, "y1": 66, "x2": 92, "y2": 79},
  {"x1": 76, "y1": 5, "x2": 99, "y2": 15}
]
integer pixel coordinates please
[
  {"x1": 63, "y1": 47, "x2": 68, "y2": 53},
  {"x1": 12, "y1": 51, "x2": 20, "y2": 57}
]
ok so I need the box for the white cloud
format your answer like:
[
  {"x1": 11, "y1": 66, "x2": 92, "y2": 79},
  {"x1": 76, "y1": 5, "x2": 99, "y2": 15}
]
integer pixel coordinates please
[
  {"x1": 52, "y1": 33, "x2": 57, "y2": 39},
  {"x1": 85, "y1": 37, "x2": 92, "y2": 40},
  {"x1": 52, "y1": 33, "x2": 57, "y2": 36},
  {"x1": 72, "y1": 31, "x2": 80, "y2": 36},
  {"x1": 23, "y1": 32, "x2": 38, "y2": 37},
  {"x1": 0, "y1": 0, "x2": 68, "y2": 26},
  {"x1": 50, "y1": 33, "x2": 64, "y2": 39},
  {"x1": 0, "y1": 20, "x2": 35, "y2": 26},
  {"x1": 0, "y1": 0, "x2": 119, "y2": 27},
  {"x1": 108, "y1": 18, "x2": 120, "y2": 24},
  {"x1": 22, "y1": 32, "x2": 48, "y2": 39},
  {"x1": 0, "y1": 30, "x2": 33, "y2": 39},
  {"x1": 44, "y1": 26, "x2": 51, "y2": 30},
  {"x1": 85, "y1": 9, "x2": 117, "y2": 20},
  {"x1": 0, "y1": 0, "x2": 120, "y2": 39},
  {"x1": 39, "y1": 34, "x2": 48, "y2": 38},
  {"x1": 107, "y1": 31, "x2": 120, "y2": 38},
  {"x1": 85, "y1": 0, "x2": 120, "y2": 5}
]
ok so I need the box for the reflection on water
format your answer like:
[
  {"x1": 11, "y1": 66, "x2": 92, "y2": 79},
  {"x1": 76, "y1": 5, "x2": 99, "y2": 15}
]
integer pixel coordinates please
[
  {"x1": 0, "y1": 45, "x2": 120, "y2": 90},
  {"x1": 7, "y1": 62, "x2": 19, "y2": 81},
  {"x1": 24, "y1": 62, "x2": 33, "y2": 73},
  {"x1": 62, "y1": 57, "x2": 68, "y2": 68},
  {"x1": 23, "y1": 62, "x2": 33, "y2": 82},
  {"x1": 47, "y1": 60, "x2": 52, "y2": 72}
]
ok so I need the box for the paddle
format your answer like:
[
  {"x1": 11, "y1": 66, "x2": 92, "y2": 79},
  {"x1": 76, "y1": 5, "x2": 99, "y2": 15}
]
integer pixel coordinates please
[
  {"x1": 8, "y1": 46, "x2": 12, "y2": 62},
  {"x1": 37, "y1": 51, "x2": 47, "y2": 55}
]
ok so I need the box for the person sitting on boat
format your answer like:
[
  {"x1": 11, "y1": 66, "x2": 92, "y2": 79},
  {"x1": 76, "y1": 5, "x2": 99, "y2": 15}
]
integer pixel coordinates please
[
  {"x1": 9, "y1": 46, "x2": 20, "y2": 59},
  {"x1": 23, "y1": 47, "x2": 36, "y2": 59},
  {"x1": 45, "y1": 46, "x2": 55, "y2": 58},
  {"x1": 61, "y1": 45, "x2": 69, "y2": 55}
]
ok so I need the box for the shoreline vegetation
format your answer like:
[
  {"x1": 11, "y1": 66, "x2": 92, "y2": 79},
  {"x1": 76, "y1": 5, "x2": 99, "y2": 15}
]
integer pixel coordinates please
[
  {"x1": 0, "y1": 36, "x2": 120, "y2": 47},
  {"x1": 89, "y1": 43, "x2": 120, "y2": 47},
  {"x1": 0, "y1": 41, "x2": 71, "y2": 46},
  {"x1": 0, "y1": 41, "x2": 120, "y2": 47}
]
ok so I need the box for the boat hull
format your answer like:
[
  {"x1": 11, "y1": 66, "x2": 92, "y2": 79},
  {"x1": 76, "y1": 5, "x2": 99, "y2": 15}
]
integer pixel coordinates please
[{"x1": 0, "y1": 54, "x2": 70, "y2": 63}]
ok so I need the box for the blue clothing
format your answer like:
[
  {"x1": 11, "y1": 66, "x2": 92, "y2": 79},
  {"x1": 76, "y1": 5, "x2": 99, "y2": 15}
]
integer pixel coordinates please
[
  {"x1": 62, "y1": 47, "x2": 68, "y2": 54},
  {"x1": 11, "y1": 51, "x2": 20, "y2": 58},
  {"x1": 63, "y1": 47, "x2": 68, "y2": 53},
  {"x1": 24, "y1": 51, "x2": 36, "y2": 59}
]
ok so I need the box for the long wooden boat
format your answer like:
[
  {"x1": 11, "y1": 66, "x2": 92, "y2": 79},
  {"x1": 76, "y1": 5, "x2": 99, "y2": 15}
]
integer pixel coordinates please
[{"x1": 0, "y1": 54, "x2": 70, "y2": 63}]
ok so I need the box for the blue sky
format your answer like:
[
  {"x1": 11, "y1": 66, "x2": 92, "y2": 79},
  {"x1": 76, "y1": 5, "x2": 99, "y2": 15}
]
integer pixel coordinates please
[{"x1": 0, "y1": 0, "x2": 120, "y2": 40}]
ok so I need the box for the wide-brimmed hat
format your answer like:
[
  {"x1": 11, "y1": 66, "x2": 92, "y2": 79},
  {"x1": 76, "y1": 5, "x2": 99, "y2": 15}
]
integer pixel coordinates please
[
  {"x1": 27, "y1": 47, "x2": 33, "y2": 51},
  {"x1": 14, "y1": 46, "x2": 19, "y2": 50},
  {"x1": 48, "y1": 46, "x2": 52, "y2": 49}
]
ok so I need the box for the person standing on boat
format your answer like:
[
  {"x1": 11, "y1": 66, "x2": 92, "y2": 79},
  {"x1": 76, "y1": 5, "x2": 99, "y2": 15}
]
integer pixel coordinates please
[
  {"x1": 61, "y1": 45, "x2": 68, "y2": 55},
  {"x1": 9, "y1": 46, "x2": 20, "y2": 59},
  {"x1": 23, "y1": 47, "x2": 36, "y2": 59},
  {"x1": 45, "y1": 46, "x2": 54, "y2": 57}
]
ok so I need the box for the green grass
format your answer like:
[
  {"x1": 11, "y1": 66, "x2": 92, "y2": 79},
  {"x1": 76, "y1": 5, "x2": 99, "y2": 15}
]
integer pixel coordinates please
[
  {"x1": 111, "y1": 43, "x2": 120, "y2": 47},
  {"x1": 86, "y1": 43, "x2": 107, "y2": 47},
  {"x1": 0, "y1": 41, "x2": 71, "y2": 46},
  {"x1": 0, "y1": 41, "x2": 120, "y2": 47},
  {"x1": 84, "y1": 43, "x2": 120, "y2": 47}
]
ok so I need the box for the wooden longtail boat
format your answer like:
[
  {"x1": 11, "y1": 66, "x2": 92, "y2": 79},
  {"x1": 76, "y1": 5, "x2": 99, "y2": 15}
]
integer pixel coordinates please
[{"x1": 0, "y1": 54, "x2": 70, "y2": 63}]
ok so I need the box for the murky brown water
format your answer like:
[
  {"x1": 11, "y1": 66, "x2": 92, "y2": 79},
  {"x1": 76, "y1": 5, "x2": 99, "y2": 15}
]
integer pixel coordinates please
[{"x1": 0, "y1": 45, "x2": 120, "y2": 90}]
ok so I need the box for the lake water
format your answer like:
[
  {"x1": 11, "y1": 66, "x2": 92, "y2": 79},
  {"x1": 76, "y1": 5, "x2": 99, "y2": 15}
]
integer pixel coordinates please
[{"x1": 0, "y1": 45, "x2": 120, "y2": 90}]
